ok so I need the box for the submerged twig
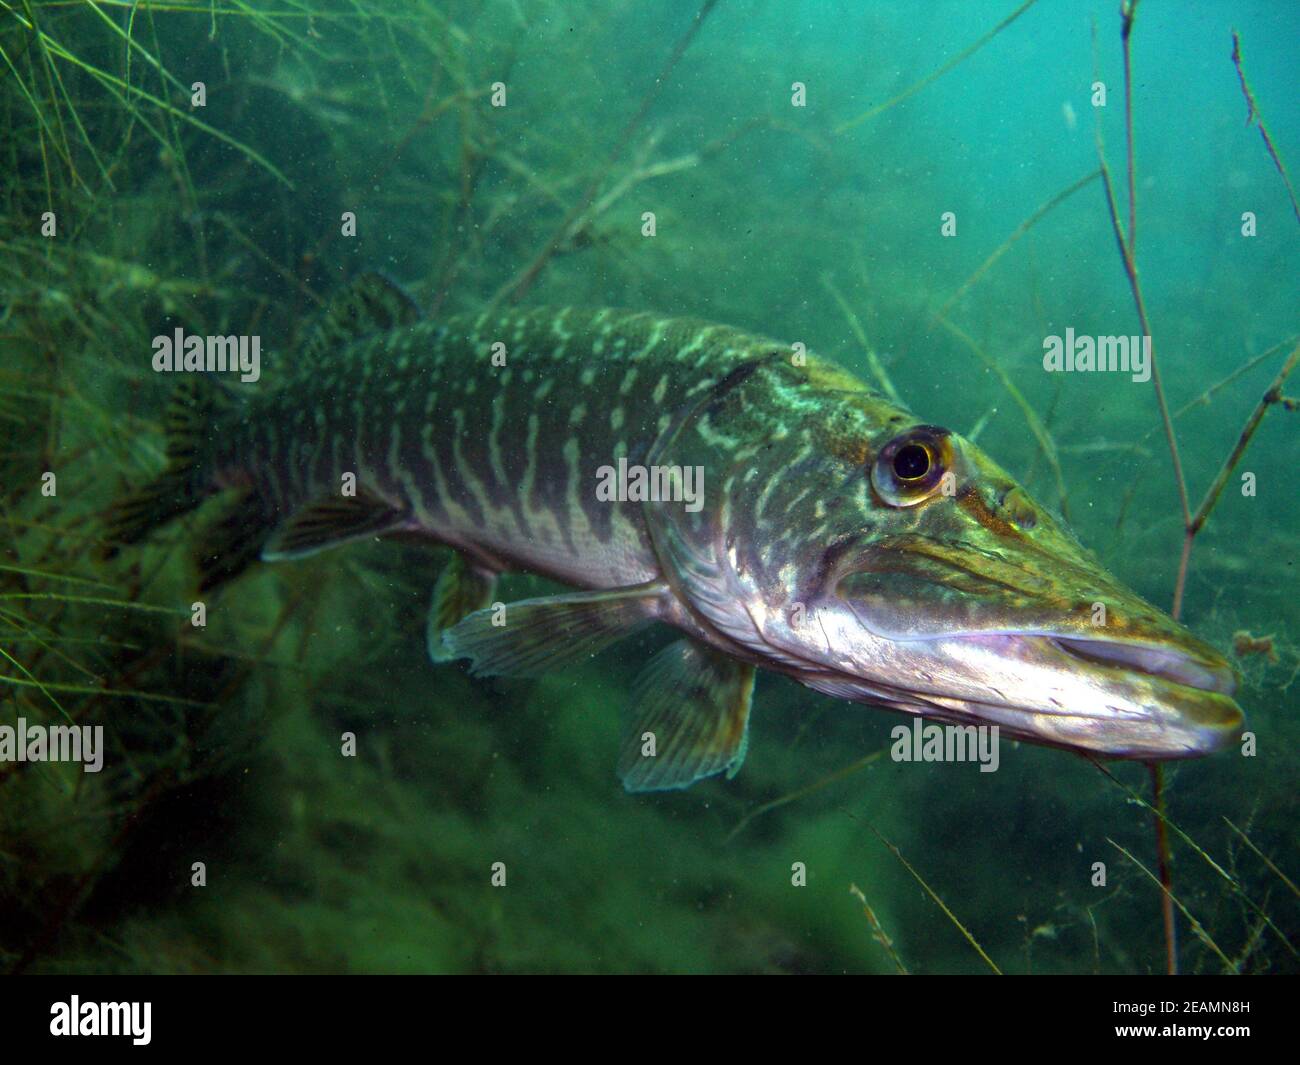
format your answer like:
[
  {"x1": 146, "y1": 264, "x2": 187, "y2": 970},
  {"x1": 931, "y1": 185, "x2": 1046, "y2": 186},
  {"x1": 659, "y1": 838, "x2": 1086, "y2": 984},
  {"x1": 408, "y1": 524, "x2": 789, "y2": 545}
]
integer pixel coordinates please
[
  {"x1": 1166, "y1": 338, "x2": 1299, "y2": 624},
  {"x1": 1149, "y1": 335, "x2": 1296, "y2": 439},
  {"x1": 1149, "y1": 763, "x2": 1178, "y2": 975},
  {"x1": 1089, "y1": 759, "x2": 1296, "y2": 958},
  {"x1": 1120, "y1": 0, "x2": 1140, "y2": 251},
  {"x1": 821, "y1": 276, "x2": 901, "y2": 405},
  {"x1": 1095, "y1": 5, "x2": 1186, "y2": 973},
  {"x1": 930, "y1": 169, "x2": 1101, "y2": 325},
  {"x1": 1106, "y1": 838, "x2": 1235, "y2": 973},
  {"x1": 491, "y1": 0, "x2": 720, "y2": 309},
  {"x1": 1223, "y1": 818, "x2": 1300, "y2": 900},
  {"x1": 934, "y1": 315, "x2": 1071, "y2": 521},
  {"x1": 726, "y1": 744, "x2": 888, "y2": 843},
  {"x1": 1093, "y1": 36, "x2": 1190, "y2": 559},
  {"x1": 834, "y1": 0, "x2": 1041, "y2": 134},
  {"x1": 1230, "y1": 30, "x2": 1300, "y2": 224},
  {"x1": 849, "y1": 883, "x2": 909, "y2": 974},
  {"x1": 1108, "y1": 333, "x2": 1296, "y2": 550},
  {"x1": 868, "y1": 824, "x2": 1002, "y2": 975}
]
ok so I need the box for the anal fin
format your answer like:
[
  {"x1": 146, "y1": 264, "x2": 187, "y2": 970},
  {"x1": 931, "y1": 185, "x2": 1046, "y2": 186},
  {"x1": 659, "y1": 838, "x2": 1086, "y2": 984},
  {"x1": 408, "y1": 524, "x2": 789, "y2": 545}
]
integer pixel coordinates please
[
  {"x1": 619, "y1": 639, "x2": 755, "y2": 792},
  {"x1": 441, "y1": 581, "x2": 666, "y2": 677},
  {"x1": 195, "y1": 488, "x2": 274, "y2": 591},
  {"x1": 427, "y1": 552, "x2": 498, "y2": 663}
]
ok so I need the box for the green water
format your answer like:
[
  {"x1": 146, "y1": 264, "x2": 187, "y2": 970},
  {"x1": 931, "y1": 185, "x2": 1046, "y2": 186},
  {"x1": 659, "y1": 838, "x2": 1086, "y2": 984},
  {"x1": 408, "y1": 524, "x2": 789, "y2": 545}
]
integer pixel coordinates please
[{"x1": 0, "y1": 0, "x2": 1296, "y2": 974}]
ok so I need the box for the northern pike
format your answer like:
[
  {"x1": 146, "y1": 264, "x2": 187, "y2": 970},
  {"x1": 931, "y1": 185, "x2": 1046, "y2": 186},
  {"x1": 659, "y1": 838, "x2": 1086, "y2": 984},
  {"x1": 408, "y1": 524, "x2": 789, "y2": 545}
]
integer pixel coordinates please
[{"x1": 108, "y1": 274, "x2": 1245, "y2": 790}]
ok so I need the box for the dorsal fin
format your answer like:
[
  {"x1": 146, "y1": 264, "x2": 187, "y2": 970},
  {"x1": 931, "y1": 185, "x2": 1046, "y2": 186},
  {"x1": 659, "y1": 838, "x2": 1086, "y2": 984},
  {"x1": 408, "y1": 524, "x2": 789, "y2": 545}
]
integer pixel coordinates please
[{"x1": 301, "y1": 272, "x2": 420, "y2": 361}]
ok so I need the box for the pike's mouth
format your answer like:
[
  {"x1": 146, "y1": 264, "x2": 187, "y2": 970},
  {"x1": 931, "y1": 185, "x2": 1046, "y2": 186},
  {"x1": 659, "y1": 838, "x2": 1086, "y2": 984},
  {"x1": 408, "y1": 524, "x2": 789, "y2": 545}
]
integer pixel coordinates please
[
  {"x1": 819, "y1": 597, "x2": 1245, "y2": 756},
  {"x1": 1049, "y1": 636, "x2": 1238, "y2": 697}
]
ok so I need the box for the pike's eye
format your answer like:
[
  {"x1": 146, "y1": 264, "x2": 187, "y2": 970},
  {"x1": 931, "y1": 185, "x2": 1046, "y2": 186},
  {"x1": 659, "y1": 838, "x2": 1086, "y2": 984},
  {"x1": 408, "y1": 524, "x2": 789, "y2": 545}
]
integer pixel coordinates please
[
  {"x1": 872, "y1": 426, "x2": 951, "y2": 507},
  {"x1": 893, "y1": 443, "x2": 931, "y2": 481}
]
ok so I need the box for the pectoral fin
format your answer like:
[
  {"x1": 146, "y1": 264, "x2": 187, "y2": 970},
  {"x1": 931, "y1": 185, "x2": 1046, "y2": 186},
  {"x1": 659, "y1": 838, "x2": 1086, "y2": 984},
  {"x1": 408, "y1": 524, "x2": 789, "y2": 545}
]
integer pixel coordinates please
[
  {"x1": 262, "y1": 490, "x2": 408, "y2": 561},
  {"x1": 427, "y1": 552, "x2": 498, "y2": 663},
  {"x1": 441, "y1": 581, "x2": 667, "y2": 677},
  {"x1": 619, "y1": 639, "x2": 755, "y2": 792}
]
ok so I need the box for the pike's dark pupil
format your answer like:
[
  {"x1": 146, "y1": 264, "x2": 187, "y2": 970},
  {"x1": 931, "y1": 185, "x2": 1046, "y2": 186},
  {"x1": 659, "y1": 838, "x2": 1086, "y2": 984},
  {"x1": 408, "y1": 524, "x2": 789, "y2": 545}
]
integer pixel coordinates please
[{"x1": 894, "y1": 443, "x2": 930, "y2": 480}]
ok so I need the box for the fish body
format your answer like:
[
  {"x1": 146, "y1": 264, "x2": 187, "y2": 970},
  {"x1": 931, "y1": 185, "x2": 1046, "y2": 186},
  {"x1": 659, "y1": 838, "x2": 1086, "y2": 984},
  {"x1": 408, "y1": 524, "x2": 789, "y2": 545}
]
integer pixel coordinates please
[
  {"x1": 110, "y1": 276, "x2": 1245, "y2": 790},
  {"x1": 212, "y1": 305, "x2": 770, "y2": 591}
]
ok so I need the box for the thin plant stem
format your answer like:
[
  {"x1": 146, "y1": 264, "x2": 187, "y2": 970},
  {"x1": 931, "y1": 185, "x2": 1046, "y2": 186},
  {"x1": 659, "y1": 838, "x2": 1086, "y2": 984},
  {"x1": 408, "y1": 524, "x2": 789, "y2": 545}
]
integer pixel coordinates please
[
  {"x1": 849, "y1": 883, "x2": 909, "y2": 974},
  {"x1": 1090, "y1": 760, "x2": 1297, "y2": 959},
  {"x1": 935, "y1": 315, "x2": 1071, "y2": 521},
  {"x1": 1223, "y1": 818, "x2": 1300, "y2": 900},
  {"x1": 1162, "y1": 30, "x2": 1300, "y2": 615},
  {"x1": 1231, "y1": 30, "x2": 1300, "y2": 224},
  {"x1": 1173, "y1": 340, "x2": 1299, "y2": 615},
  {"x1": 821, "y1": 276, "x2": 901, "y2": 405},
  {"x1": 1121, "y1": 0, "x2": 1140, "y2": 252},
  {"x1": 726, "y1": 744, "x2": 889, "y2": 843},
  {"x1": 1186, "y1": 341, "x2": 1299, "y2": 541},
  {"x1": 930, "y1": 168, "x2": 1101, "y2": 326},
  {"x1": 867, "y1": 825, "x2": 1002, "y2": 974},
  {"x1": 833, "y1": 0, "x2": 1041, "y2": 134},
  {"x1": 1107, "y1": 838, "x2": 1235, "y2": 972},
  {"x1": 491, "y1": 0, "x2": 720, "y2": 309},
  {"x1": 1096, "y1": 4, "x2": 1181, "y2": 975},
  {"x1": 1150, "y1": 763, "x2": 1178, "y2": 974}
]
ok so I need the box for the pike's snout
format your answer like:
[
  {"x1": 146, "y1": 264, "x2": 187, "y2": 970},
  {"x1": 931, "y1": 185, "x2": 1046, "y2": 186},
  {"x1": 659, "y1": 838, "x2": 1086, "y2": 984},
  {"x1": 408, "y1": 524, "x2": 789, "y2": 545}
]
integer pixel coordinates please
[
  {"x1": 1049, "y1": 634, "x2": 1245, "y2": 756},
  {"x1": 1051, "y1": 635, "x2": 1238, "y2": 696}
]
